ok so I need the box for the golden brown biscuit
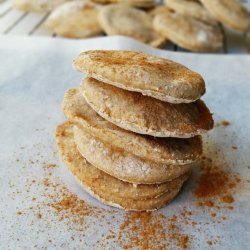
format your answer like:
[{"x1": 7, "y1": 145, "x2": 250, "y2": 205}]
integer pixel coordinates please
[
  {"x1": 80, "y1": 77, "x2": 214, "y2": 138},
  {"x1": 200, "y1": 0, "x2": 250, "y2": 32},
  {"x1": 153, "y1": 8, "x2": 223, "y2": 52},
  {"x1": 56, "y1": 122, "x2": 189, "y2": 210},
  {"x1": 62, "y1": 88, "x2": 203, "y2": 166},
  {"x1": 165, "y1": 0, "x2": 218, "y2": 25},
  {"x1": 73, "y1": 50, "x2": 205, "y2": 103},
  {"x1": 12, "y1": 0, "x2": 69, "y2": 12},
  {"x1": 45, "y1": 1, "x2": 103, "y2": 38},
  {"x1": 74, "y1": 125, "x2": 193, "y2": 184},
  {"x1": 98, "y1": 4, "x2": 166, "y2": 48}
]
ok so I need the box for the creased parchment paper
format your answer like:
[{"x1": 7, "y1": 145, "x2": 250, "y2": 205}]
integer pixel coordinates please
[{"x1": 0, "y1": 35, "x2": 249, "y2": 249}]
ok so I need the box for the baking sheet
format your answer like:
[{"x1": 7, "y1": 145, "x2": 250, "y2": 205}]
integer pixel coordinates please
[{"x1": 0, "y1": 35, "x2": 250, "y2": 249}]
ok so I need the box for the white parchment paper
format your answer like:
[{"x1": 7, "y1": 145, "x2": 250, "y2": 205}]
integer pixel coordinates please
[{"x1": 0, "y1": 35, "x2": 250, "y2": 249}]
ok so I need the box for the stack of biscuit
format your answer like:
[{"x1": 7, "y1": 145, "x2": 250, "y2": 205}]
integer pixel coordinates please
[{"x1": 56, "y1": 50, "x2": 214, "y2": 211}]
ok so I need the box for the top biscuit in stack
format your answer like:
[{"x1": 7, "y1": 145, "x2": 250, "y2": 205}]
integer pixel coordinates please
[
  {"x1": 74, "y1": 50, "x2": 206, "y2": 104},
  {"x1": 56, "y1": 50, "x2": 213, "y2": 211}
]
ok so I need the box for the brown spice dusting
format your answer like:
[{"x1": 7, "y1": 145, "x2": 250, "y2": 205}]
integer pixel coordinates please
[
  {"x1": 221, "y1": 120, "x2": 230, "y2": 127},
  {"x1": 43, "y1": 164, "x2": 57, "y2": 169},
  {"x1": 37, "y1": 212, "x2": 42, "y2": 219},
  {"x1": 220, "y1": 195, "x2": 234, "y2": 203},
  {"x1": 193, "y1": 157, "x2": 241, "y2": 209},
  {"x1": 106, "y1": 230, "x2": 116, "y2": 240},
  {"x1": 43, "y1": 178, "x2": 50, "y2": 187},
  {"x1": 118, "y1": 212, "x2": 167, "y2": 250},
  {"x1": 52, "y1": 194, "x2": 92, "y2": 218},
  {"x1": 207, "y1": 240, "x2": 213, "y2": 246},
  {"x1": 167, "y1": 216, "x2": 191, "y2": 250},
  {"x1": 11, "y1": 143, "x2": 245, "y2": 249},
  {"x1": 180, "y1": 235, "x2": 189, "y2": 249},
  {"x1": 215, "y1": 120, "x2": 231, "y2": 128}
]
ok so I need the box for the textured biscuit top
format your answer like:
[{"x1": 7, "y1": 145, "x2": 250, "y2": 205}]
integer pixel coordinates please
[
  {"x1": 73, "y1": 50, "x2": 205, "y2": 103},
  {"x1": 80, "y1": 77, "x2": 214, "y2": 138},
  {"x1": 200, "y1": 0, "x2": 250, "y2": 32},
  {"x1": 165, "y1": 0, "x2": 218, "y2": 25},
  {"x1": 98, "y1": 4, "x2": 165, "y2": 48},
  {"x1": 62, "y1": 88, "x2": 203, "y2": 165}
]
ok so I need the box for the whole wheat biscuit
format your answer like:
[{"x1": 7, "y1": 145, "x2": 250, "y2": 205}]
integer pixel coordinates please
[
  {"x1": 98, "y1": 4, "x2": 166, "y2": 48},
  {"x1": 45, "y1": 1, "x2": 102, "y2": 38},
  {"x1": 153, "y1": 9, "x2": 223, "y2": 52},
  {"x1": 74, "y1": 125, "x2": 193, "y2": 184},
  {"x1": 200, "y1": 0, "x2": 250, "y2": 32},
  {"x1": 73, "y1": 50, "x2": 205, "y2": 103},
  {"x1": 93, "y1": 0, "x2": 156, "y2": 8},
  {"x1": 56, "y1": 122, "x2": 189, "y2": 210},
  {"x1": 165, "y1": 0, "x2": 218, "y2": 25},
  {"x1": 63, "y1": 88, "x2": 203, "y2": 165},
  {"x1": 12, "y1": 0, "x2": 69, "y2": 12},
  {"x1": 80, "y1": 77, "x2": 214, "y2": 138}
]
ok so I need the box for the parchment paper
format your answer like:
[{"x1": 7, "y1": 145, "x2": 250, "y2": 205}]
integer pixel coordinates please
[{"x1": 0, "y1": 35, "x2": 249, "y2": 250}]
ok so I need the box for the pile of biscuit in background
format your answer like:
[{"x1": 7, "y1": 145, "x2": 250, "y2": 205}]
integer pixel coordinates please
[
  {"x1": 12, "y1": 0, "x2": 250, "y2": 52},
  {"x1": 56, "y1": 50, "x2": 214, "y2": 210}
]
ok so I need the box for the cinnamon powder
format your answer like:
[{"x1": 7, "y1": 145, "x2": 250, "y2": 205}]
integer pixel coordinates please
[
  {"x1": 221, "y1": 120, "x2": 230, "y2": 127},
  {"x1": 194, "y1": 157, "x2": 241, "y2": 209},
  {"x1": 216, "y1": 120, "x2": 230, "y2": 127},
  {"x1": 118, "y1": 212, "x2": 167, "y2": 250},
  {"x1": 11, "y1": 142, "x2": 245, "y2": 249}
]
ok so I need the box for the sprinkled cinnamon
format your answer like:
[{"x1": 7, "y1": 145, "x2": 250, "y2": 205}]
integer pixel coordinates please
[
  {"x1": 220, "y1": 195, "x2": 234, "y2": 203},
  {"x1": 221, "y1": 120, "x2": 230, "y2": 127},
  {"x1": 9, "y1": 142, "x2": 245, "y2": 249},
  {"x1": 118, "y1": 212, "x2": 167, "y2": 250},
  {"x1": 193, "y1": 157, "x2": 241, "y2": 209}
]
